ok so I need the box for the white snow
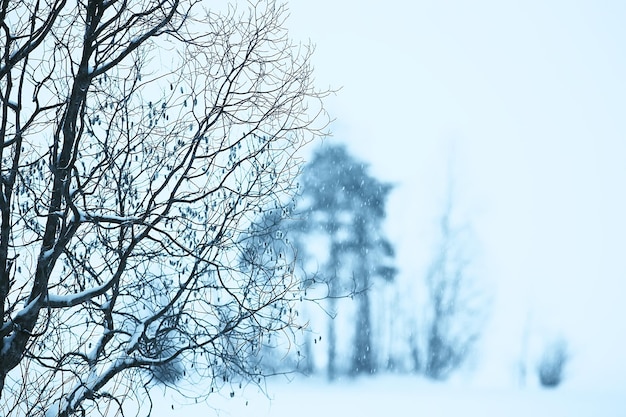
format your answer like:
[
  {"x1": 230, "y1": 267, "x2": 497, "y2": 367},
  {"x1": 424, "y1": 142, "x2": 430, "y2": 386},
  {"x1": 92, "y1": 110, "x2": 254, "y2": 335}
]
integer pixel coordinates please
[
  {"x1": 67, "y1": 208, "x2": 88, "y2": 223},
  {"x1": 62, "y1": 356, "x2": 131, "y2": 415},
  {"x1": 46, "y1": 282, "x2": 108, "y2": 306},
  {"x1": 41, "y1": 247, "x2": 55, "y2": 260},
  {"x1": 126, "y1": 322, "x2": 145, "y2": 354},
  {"x1": 0, "y1": 334, "x2": 15, "y2": 356},
  {"x1": 13, "y1": 294, "x2": 41, "y2": 321},
  {"x1": 147, "y1": 375, "x2": 626, "y2": 417},
  {"x1": 0, "y1": 295, "x2": 42, "y2": 354}
]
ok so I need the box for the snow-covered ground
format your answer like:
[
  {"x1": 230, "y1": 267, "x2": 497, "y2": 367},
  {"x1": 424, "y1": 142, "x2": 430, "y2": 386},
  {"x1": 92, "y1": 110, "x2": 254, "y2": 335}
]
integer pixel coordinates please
[{"x1": 152, "y1": 375, "x2": 625, "y2": 417}]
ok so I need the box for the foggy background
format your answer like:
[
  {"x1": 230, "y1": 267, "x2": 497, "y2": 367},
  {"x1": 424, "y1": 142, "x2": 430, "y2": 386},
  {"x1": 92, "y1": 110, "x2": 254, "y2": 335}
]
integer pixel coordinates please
[
  {"x1": 284, "y1": 0, "x2": 626, "y2": 389},
  {"x1": 3, "y1": 1, "x2": 624, "y2": 416}
]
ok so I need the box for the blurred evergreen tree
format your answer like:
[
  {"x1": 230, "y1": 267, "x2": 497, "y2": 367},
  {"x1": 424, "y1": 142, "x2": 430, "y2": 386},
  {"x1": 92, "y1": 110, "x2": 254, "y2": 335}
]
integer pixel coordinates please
[{"x1": 293, "y1": 144, "x2": 396, "y2": 378}]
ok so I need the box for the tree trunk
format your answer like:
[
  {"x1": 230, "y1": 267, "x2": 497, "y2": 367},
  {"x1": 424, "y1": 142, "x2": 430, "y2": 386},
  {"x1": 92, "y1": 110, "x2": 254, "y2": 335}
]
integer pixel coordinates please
[{"x1": 351, "y1": 219, "x2": 373, "y2": 375}]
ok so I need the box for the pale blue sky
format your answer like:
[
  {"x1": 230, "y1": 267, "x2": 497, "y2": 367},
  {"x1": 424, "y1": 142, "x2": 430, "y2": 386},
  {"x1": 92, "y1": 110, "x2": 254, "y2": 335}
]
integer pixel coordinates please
[{"x1": 287, "y1": 1, "x2": 626, "y2": 388}]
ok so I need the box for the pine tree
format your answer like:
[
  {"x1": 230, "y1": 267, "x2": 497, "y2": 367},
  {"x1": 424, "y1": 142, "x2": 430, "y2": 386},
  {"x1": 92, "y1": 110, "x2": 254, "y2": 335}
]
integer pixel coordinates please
[{"x1": 293, "y1": 144, "x2": 396, "y2": 378}]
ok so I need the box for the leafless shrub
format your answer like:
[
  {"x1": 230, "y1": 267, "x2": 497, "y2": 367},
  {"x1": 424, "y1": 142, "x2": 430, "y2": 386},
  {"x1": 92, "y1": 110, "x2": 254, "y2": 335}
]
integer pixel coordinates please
[
  {"x1": 419, "y1": 188, "x2": 489, "y2": 380},
  {"x1": 537, "y1": 337, "x2": 570, "y2": 388}
]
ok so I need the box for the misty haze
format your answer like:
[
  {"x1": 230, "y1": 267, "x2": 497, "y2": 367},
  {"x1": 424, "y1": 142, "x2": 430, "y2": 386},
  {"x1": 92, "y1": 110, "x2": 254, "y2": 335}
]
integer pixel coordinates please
[{"x1": 1, "y1": 1, "x2": 624, "y2": 417}]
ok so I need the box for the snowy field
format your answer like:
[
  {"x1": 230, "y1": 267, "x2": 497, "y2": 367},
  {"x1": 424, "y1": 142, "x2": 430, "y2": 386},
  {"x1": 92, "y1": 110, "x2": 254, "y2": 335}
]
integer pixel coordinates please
[{"x1": 151, "y1": 375, "x2": 625, "y2": 417}]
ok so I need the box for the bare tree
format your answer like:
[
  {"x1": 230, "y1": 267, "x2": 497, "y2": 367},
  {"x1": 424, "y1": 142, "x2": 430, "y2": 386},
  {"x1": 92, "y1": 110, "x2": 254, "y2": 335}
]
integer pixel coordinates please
[
  {"x1": 419, "y1": 188, "x2": 489, "y2": 380},
  {"x1": 0, "y1": 1, "x2": 327, "y2": 416}
]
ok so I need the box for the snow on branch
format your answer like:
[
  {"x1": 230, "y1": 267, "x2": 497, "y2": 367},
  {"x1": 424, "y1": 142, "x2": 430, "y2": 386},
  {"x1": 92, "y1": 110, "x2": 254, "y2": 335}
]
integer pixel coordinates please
[{"x1": 45, "y1": 282, "x2": 110, "y2": 308}]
